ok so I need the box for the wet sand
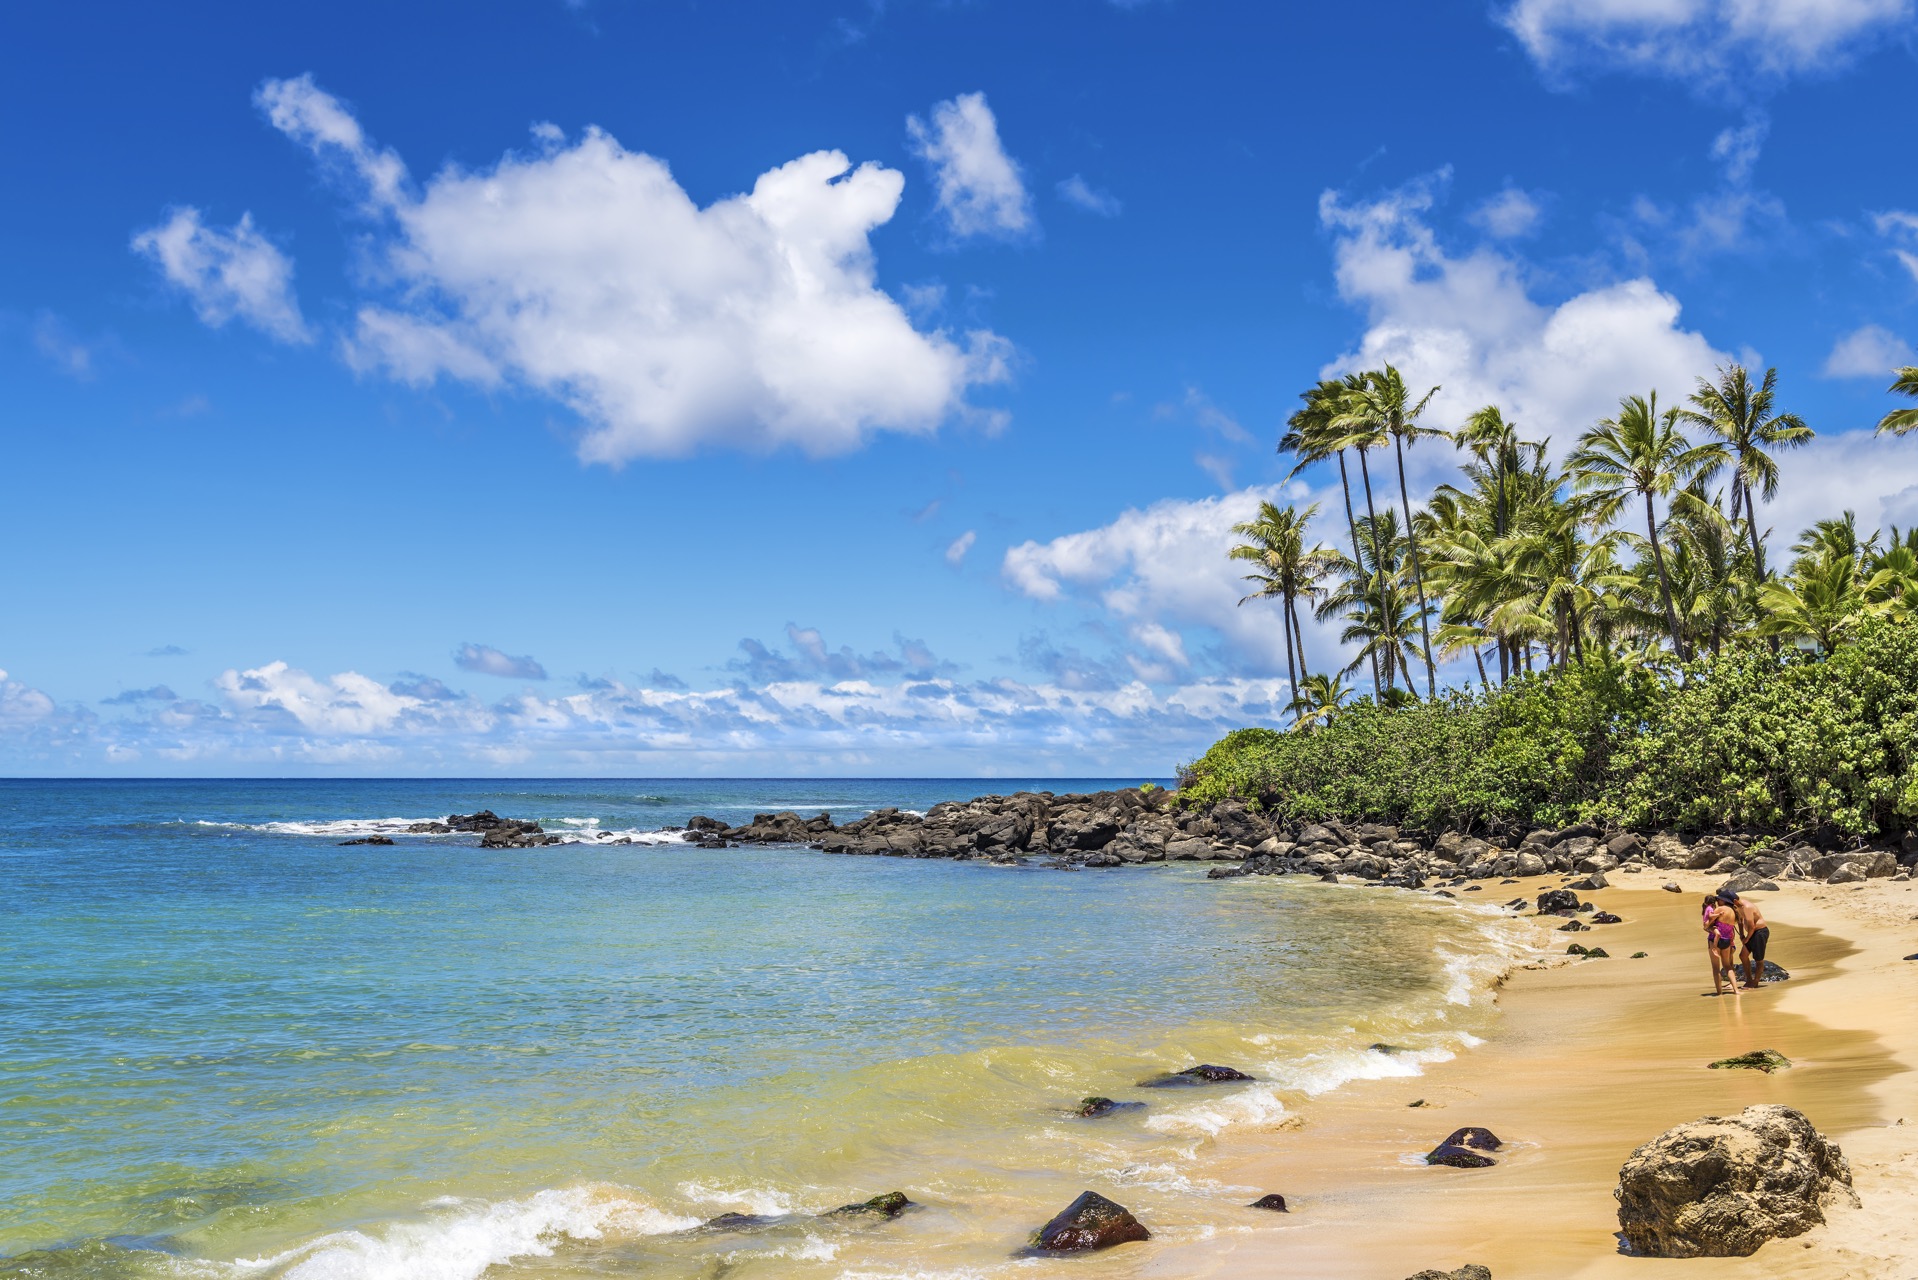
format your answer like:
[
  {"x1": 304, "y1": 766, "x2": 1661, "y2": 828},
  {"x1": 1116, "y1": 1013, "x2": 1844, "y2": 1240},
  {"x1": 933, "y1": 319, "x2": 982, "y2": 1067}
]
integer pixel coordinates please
[{"x1": 1151, "y1": 870, "x2": 1918, "y2": 1279}]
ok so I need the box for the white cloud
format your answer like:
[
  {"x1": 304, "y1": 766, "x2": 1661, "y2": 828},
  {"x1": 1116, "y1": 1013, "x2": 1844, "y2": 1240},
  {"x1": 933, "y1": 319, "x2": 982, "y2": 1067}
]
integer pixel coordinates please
[
  {"x1": 1004, "y1": 483, "x2": 1330, "y2": 678},
  {"x1": 1874, "y1": 210, "x2": 1918, "y2": 284},
  {"x1": 906, "y1": 92, "x2": 1034, "y2": 241},
  {"x1": 454, "y1": 643, "x2": 549, "y2": 680},
  {"x1": 0, "y1": 641, "x2": 1300, "y2": 775},
  {"x1": 31, "y1": 312, "x2": 95, "y2": 378},
  {"x1": 1469, "y1": 188, "x2": 1544, "y2": 239},
  {"x1": 945, "y1": 529, "x2": 977, "y2": 566},
  {"x1": 1500, "y1": 0, "x2": 1915, "y2": 87},
  {"x1": 1317, "y1": 177, "x2": 1728, "y2": 482},
  {"x1": 131, "y1": 208, "x2": 310, "y2": 343},
  {"x1": 1056, "y1": 175, "x2": 1122, "y2": 217},
  {"x1": 1823, "y1": 324, "x2": 1915, "y2": 379},
  {"x1": 240, "y1": 76, "x2": 1009, "y2": 461}
]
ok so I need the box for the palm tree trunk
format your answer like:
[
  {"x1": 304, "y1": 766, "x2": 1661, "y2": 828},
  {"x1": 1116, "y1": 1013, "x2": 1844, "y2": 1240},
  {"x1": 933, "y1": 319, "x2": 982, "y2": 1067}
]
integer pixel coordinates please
[
  {"x1": 1393, "y1": 433, "x2": 1438, "y2": 698},
  {"x1": 1289, "y1": 596, "x2": 1311, "y2": 686},
  {"x1": 1473, "y1": 644, "x2": 1490, "y2": 691},
  {"x1": 1280, "y1": 585, "x2": 1299, "y2": 727},
  {"x1": 1645, "y1": 492, "x2": 1690, "y2": 660},
  {"x1": 1336, "y1": 451, "x2": 1383, "y2": 701},
  {"x1": 1567, "y1": 600, "x2": 1585, "y2": 664},
  {"x1": 1355, "y1": 448, "x2": 1394, "y2": 697}
]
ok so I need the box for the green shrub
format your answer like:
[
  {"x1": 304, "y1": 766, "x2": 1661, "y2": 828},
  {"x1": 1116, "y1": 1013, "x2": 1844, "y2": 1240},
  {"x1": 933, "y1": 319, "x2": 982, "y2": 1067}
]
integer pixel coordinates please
[{"x1": 1179, "y1": 619, "x2": 1918, "y2": 837}]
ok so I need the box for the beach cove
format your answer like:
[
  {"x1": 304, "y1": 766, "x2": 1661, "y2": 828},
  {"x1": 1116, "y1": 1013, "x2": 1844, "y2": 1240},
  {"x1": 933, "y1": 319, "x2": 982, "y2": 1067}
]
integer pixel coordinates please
[{"x1": 4, "y1": 779, "x2": 1917, "y2": 1279}]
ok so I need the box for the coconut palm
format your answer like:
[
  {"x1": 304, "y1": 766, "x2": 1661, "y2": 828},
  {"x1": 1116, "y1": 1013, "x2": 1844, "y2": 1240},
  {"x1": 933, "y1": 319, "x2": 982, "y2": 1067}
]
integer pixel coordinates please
[
  {"x1": 1283, "y1": 378, "x2": 1383, "y2": 699},
  {"x1": 1680, "y1": 364, "x2": 1812, "y2": 583},
  {"x1": 1756, "y1": 554, "x2": 1874, "y2": 653},
  {"x1": 1877, "y1": 367, "x2": 1918, "y2": 436},
  {"x1": 1338, "y1": 365, "x2": 1443, "y2": 697},
  {"x1": 1316, "y1": 509, "x2": 1424, "y2": 690},
  {"x1": 1287, "y1": 673, "x2": 1351, "y2": 729},
  {"x1": 1229, "y1": 501, "x2": 1331, "y2": 724},
  {"x1": 1564, "y1": 392, "x2": 1722, "y2": 660}
]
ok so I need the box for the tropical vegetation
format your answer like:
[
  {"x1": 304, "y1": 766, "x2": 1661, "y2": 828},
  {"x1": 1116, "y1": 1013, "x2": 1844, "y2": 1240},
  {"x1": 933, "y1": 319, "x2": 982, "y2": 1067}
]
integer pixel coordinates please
[{"x1": 1203, "y1": 362, "x2": 1918, "y2": 837}]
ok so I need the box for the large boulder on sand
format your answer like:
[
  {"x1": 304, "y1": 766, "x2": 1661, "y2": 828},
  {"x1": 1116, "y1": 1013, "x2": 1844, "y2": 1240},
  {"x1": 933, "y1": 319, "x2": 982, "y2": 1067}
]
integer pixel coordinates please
[
  {"x1": 1028, "y1": 1191, "x2": 1149, "y2": 1252},
  {"x1": 1615, "y1": 1105, "x2": 1856, "y2": 1257}
]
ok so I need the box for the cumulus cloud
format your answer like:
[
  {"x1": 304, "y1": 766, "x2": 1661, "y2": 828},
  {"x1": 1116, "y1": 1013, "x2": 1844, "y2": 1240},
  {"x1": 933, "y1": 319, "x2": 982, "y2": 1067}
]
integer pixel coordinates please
[
  {"x1": 237, "y1": 75, "x2": 1009, "y2": 461},
  {"x1": 1500, "y1": 0, "x2": 1915, "y2": 88},
  {"x1": 945, "y1": 529, "x2": 978, "y2": 566},
  {"x1": 1056, "y1": 175, "x2": 1121, "y2": 217},
  {"x1": 906, "y1": 92, "x2": 1035, "y2": 241},
  {"x1": 454, "y1": 643, "x2": 548, "y2": 681},
  {"x1": 1469, "y1": 188, "x2": 1544, "y2": 239},
  {"x1": 1823, "y1": 324, "x2": 1915, "y2": 378},
  {"x1": 131, "y1": 208, "x2": 310, "y2": 343},
  {"x1": 1004, "y1": 482, "x2": 1322, "y2": 679},
  {"x1": 729, "y1": 625, "x2": 957, "y2": 685},
  {"x1": 0, "y1": 650, "x2": 1294, "y2": 775},
  {"x1": 101, "y1": 686, "x2": 177, "y2": 705},
  {"x1": 1317, "y1": 176, "x2": 1727, "y2": 484}
]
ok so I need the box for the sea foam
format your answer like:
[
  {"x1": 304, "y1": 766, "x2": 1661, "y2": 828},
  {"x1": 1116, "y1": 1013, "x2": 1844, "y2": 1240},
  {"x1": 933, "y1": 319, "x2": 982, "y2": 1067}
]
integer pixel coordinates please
[{"x1": 214, "y1": 1184, "x2": 698, "y2": 1280}]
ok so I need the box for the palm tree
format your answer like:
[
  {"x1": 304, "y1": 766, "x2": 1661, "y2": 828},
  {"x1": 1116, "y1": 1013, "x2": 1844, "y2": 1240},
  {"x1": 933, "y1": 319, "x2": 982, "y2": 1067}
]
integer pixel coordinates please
[
  {"x1": 1287, "y1": 673, "x2": 1351, "y2": 729},
  {"x1": 1316, "y1": 509, "x2": 1424, "y2": 691},
  {"x1": 1680, "y1": 364, "x2": 1812, "y2": 584},
  {"x1": 1229, "y1": 501, "x2": 1330, "y2": 724},
  {"x1": 1339, "y1": 365, "x2": 1442, "y2": 697},
  {"x1": 1662, "y1": 483, "x2": 1759, "y2": 658},
  {"x1": 1283, "y1": 378, "x2": 1383, "y2": 699},
  {"x1": 1564, "y1": 392, "x2": 1722, "y2": 660},
  {"x1": 1756, "y1": 554, "x2": 1873, "y2": 653},
  {"x1": 1877, "y1": 367, "x2": 1918, "y2": 436}
]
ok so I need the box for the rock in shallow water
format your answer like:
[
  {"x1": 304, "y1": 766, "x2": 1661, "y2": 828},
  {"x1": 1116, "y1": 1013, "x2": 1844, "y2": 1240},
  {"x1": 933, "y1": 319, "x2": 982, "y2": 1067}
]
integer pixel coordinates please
[
  {"x1": 1027, "y1": 1191, "x2": 1150, "y2": 1253},
  {"x1": 825, "y1": 1191, "x2": 913, "y2": 1219},
  {"x1": 1441, "y1": 1126, "x2": 1502, "y2": 1151},
  {"x1": 1138, "y1": 1063, "x2": 1255, "y2": 1087},
  {"x1": 1426, "y1": 1144, "x2": 1497, "y2": 1168},
  {"x1": 1247, "y1": 1193, "x2": 1289, "y2": 1212},
  {"x1": 1074, "y1": 1096, "x2": 1144, "y2": 1118},
  {"x1": 1615, "y1": 1104, "x2": 1856, "y2": 1257},
  {"x1": 1709, "y1": 1049, "x2": 1791, "y2": 1073}
]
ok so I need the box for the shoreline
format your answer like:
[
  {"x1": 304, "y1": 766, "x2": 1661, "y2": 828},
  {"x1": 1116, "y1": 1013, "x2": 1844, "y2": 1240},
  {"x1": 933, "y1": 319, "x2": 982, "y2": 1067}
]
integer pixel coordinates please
[{"x1": 1147, "y1": 871, "x2": 1918, "y2": 1279}]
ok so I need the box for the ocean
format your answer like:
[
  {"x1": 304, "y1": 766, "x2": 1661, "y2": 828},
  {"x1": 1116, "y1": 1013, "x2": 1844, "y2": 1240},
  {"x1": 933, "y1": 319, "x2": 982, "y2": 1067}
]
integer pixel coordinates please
[{"x1": 0, "y1": 779, "x2": 1536, "y2": 1278}]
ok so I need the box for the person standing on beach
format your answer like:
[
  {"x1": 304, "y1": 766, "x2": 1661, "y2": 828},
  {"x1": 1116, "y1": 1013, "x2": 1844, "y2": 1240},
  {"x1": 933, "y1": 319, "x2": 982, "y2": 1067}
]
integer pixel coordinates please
[
  {"x1": 1702, "y1": 895, "x2": 1740, "y2": 997},
  {"x1": 1722, "y1": 890, "x2": 1770, "y2": 989}
]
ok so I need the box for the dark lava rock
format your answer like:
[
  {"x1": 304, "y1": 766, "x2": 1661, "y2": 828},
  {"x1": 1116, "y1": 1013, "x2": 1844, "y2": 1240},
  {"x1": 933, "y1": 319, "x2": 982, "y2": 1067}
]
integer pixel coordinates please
[
  {"x1": 825, "y1": 1192, "x2": 913, "y2": 1219},
  {"x1": 686, "y1": 815, "x2": 727, "y2": 833},
  {"x1": 1247, "y1": 1193, "x2": 1289, "y2": 1212},
  {"x1": 1139, "y1": 1063, "x2": 1254, "y2": 1087},
  {"x1": 1710, "y1": 1049, "x2": 1791, "y2": 1073},
  {"x1": 1441, "y1": 1127, "x2": 1502, "y2": 1151},
  {"x1": 1426, "y1": 1144, "x2": 1497, "y2": 1168},
  {"x1": 405, "y1": 821, "x2": 450, "y2": 834},
  {"x1": 1537, "y1": 888, "x2": 1582, "y2": 914},
  {"x1": 446, "y1": 810, "x2": 510, "y2": 831},
  {"x1": 1567, "y1": 943, "x2": 1589, "y2": 955},
  {"x1": 1762, "y1": 960, "x2": 1791, "y2": 981},
  {"x1": 701, "y1": 1211, "x2": 783, "y2": 1232},
  {"x1": 1027, "y1": 1191, "x2": 1150, "y2": 1253},
  {"x1": 1558, "y1": 919, "x2": 1589, "y2": 932},
  {"x1": 1369, "y1": 1042, "x2": 1407, "y2": 1054},
  {"x1": 1075, "y1": 1096, "x2": 1144, "y2": 1119},
  {"x1": 1584, "y1": 947, "x2": 1610, "y2": 958},
  {"x1": 1591, "y1": 911, "x2": 1623, "y2": 924},
  {"x1": 1206, "y1": 864, "x2": 1250, "y2": 879},
  {"x1": 1406, "y1": 1267, "x2": 1492, "y2": 1280},
  {"x1": 338, "y1": 835, "x2": 395, "y2": 846},
  {"x1": 1632, "y1": 951, "x2": 1650, "y2": 958}
]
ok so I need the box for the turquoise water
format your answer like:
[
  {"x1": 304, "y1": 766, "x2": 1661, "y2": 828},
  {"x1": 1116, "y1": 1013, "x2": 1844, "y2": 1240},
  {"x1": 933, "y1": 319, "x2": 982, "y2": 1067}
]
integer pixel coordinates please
[{"x1": 1, "y1": 780, "x2": 1530, "y2": 1278}]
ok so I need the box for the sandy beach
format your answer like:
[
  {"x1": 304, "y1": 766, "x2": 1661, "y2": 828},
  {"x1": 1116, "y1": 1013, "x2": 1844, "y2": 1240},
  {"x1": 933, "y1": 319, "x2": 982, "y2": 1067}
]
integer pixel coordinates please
[{"x1": 1155, "y1": 870, "x2": 1918, "y2": 1279}]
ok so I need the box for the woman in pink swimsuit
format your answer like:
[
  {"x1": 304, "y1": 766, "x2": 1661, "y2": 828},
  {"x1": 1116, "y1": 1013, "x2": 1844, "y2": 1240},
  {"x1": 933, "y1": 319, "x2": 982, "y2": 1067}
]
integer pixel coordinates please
[{"x1": 1702, "y1": 895, "x2": 1740, "y2": 997}]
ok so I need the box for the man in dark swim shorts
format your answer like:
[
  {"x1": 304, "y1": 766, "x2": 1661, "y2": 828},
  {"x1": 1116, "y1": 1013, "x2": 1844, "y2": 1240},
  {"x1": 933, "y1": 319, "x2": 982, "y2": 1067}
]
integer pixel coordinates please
[{"x1": 1721, "y1": 890, "x2": 1771, "y2": 989}]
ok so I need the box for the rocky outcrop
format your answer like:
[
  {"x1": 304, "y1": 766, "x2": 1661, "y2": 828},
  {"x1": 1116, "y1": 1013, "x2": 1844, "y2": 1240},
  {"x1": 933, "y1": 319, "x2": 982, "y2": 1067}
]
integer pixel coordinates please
[
  {"x1": 1406, "y1": 1267, "x2": 1491, "y2": 1280},
  {"x1": 480, "y1": 820, "x2": 559, "y2": 848},
  {"x1": 824, "y1": 1191, "x2": 913, "y2": 1219},
  {"x1": 338, "y1": 835, "x2": 394, "y2": 846},
  {"x1": 1028, "y1": 1191, "x2": 1150, "y2": 1253},
  {"x1": 1139, "y1": 1063, "x2": 1255, "y2": 1087},
  {"x1": 1615, "y1": 1105, "x2": 1856, "y2": 1257}
]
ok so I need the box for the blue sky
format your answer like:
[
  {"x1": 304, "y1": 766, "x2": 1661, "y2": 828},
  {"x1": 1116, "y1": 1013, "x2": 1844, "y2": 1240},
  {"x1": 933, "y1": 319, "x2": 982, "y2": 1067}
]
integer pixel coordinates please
[{"x1": 3, "y1": 0, "x2": 1916, "y2": 776}]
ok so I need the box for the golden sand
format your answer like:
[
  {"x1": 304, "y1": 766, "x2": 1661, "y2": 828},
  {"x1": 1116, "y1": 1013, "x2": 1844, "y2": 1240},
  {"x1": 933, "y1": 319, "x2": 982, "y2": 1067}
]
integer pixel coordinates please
[{"x1": 1149, "y1": 871, "x2": 1918, "y2": 1279}]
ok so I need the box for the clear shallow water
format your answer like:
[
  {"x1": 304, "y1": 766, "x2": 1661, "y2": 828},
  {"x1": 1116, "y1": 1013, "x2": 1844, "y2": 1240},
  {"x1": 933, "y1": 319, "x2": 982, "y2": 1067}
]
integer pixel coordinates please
[{"x1": 0, "y1": 779, "x2": 1535, "y2": 1278}]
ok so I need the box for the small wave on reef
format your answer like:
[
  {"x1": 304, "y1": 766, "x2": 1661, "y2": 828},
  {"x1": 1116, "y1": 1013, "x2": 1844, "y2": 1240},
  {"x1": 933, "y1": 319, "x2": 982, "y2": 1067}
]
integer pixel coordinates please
[
  {"x1": 187, "y1": 818, "x2": 444, "y2": 839},
  {"x1": 205, "y1": 1185, "x2": 700, "y2": 1280}
]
